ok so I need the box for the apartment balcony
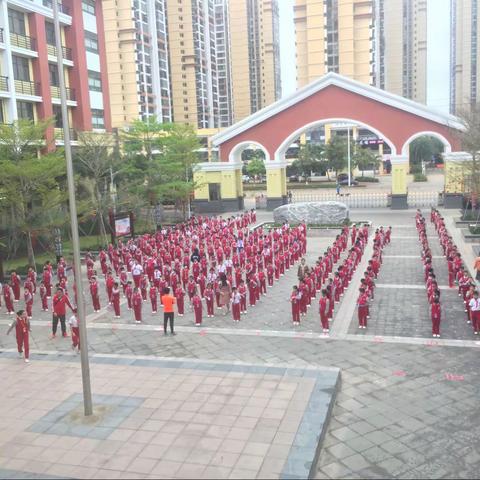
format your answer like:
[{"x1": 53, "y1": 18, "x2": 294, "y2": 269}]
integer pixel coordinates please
[
  {"x1": 47, "y1": 43, "x2": 73, "y2": 61},
  {"x1": 42, "y1": 0, "x2": 70, "y2": 15},
  {"x1": 50, "y1": 85, "x2": 75, "y2": 101},
  {"x1": 54, "y1": 127, "x2": 77, "y2": 142},
  {"x1": 15, "y1": 79, "x2": 40, "y2": 96},
  {"x1": 10, "y1": 32, "x2": 36, "y2": 52},
  {"x1": 0, "y1": 76, "x2": 8, "y2": 92}
]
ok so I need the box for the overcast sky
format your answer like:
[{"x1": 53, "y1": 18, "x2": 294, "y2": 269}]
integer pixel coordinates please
[{"x1": 279, "y1": 0, "x2": 451, "y2": 113}]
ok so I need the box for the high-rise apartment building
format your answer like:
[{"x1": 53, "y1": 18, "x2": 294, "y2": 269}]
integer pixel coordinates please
[
  {"x1": 0, "y1": 0, "x2": 111, "y2": 145},
  {"x1": 104, "y1": 0, "x2": 281, "y2": 130},
  {"x1": 450, "y1": 0, "x2": 480, "y2": 114},
  {"x1": 294, "y1": 0, "x2": 427, "y2": 104}
]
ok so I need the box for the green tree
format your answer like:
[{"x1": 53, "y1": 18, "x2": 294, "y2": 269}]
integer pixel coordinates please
[
  {"x1": 246, "y1": 158, "x2": 266, "y2": 177},
  {"x1": 354, "y1": 147, "x2": 381, "y2": 177},
  {"x1": 0, "y1": 120, "x2": 66, "y2": 266},
  {"x1": 409, "y1": 136, "x2": 444, "y2": 172},
  {"x1": 74, "y1": 132, "x2": 117, "y2": 245},
  {"x1": 292, "y1": 143, "x2": 325, "y2": 180},
  {"x1": 454, "y1": 105, "x2": 480, "y2": 213},
  {"x1": 121, "y1": 119, "x2": 201, "y2": 219},
  {"x1": 325, "y1": 136, "x2": 348, "y2": 177}
]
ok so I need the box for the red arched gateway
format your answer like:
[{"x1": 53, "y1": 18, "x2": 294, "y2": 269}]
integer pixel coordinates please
[{"x1": 194, "y1": 73, "x2": 465, "y2": 211}]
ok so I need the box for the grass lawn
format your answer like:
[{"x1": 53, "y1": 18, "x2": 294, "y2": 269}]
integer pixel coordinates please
[{"x1": 4, "y1": 235, "x2": 106, "y2": 274}]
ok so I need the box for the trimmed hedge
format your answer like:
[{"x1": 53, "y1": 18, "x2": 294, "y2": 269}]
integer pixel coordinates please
[
  {"x1": 355, "y1": 176, "x2": 379, "y2": 183},
  {"x1": 413, "y1": 173, "x2": 428, "y2": 182},
  {"x1": 469, "y1": 224, "x2": 480, "y2": 235}
]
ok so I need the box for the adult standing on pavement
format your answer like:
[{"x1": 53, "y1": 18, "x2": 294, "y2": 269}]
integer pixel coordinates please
[
  {"x1": 51, "y1": 288, "x2": 74, "y2": 338},
  {"x1": 218, "y1": 273, "x2": 232, "y2": 315},
  {"x1": 7, "y1": 310, "x2": 30, "y2": 362},
  {"x1": 161, "y1": 287, "x2": 176, "y2": 335},
  {"x1": 474, "y1": 255, "x2": 480, "y2": 282}
]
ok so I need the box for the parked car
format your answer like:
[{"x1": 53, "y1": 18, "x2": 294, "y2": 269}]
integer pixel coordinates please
[
  {"x1": 242, "y1": 175, "x2": 250, "y2": 183},
  {"x1": 289, "y1": 175, "x2": 300, "y2": 182},
  {"x1": 337, "y1": 173, "x2": 358, "y2": 186}
]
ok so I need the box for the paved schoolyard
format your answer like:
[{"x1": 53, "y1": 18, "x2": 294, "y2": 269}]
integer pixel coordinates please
[{"x1": 1, "y1": 208, "x2": 480, "y2": 479}]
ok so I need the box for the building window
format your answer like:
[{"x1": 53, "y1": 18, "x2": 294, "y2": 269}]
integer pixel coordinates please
[
  {"x1": 209, "y1": 183, "x2": 221, "y2": 201},
  {"x1": 88, "y1": 70, "x2": 102, "y2": 91},
  {"x1": 91, "y1": 108, "x2": 105, "y2": 128},
  {"x1": 82, "y1": 0, "x2": 95, "y2": 14},
  {"x1": 45, "y1": 22, "x2": 56, "y2": 45},
  {"x1": 8, "y1": 9, "x2": 25, "y2": 35},
  {"x1": 17, "y1": 101, "x2": 34, "y2": 121},
  {"x1": 84, "y1": 32, "x2": 99, "y2": 53},
  {"x1": 12, "y1": 55, "x2": 30, "y2": 81},
  {"x1": 49, "y1": 63, "x2": 60, "y2": 86},
  {"x1": 52, "y1": 105, "x2": 62, "y2": 128}
]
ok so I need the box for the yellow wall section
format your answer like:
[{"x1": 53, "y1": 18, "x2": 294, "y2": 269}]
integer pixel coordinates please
[
  {"x1": 444, "y1": 161, "x2": 466, "y2": 193},
  {"x1": 392, "y1": 163, "x2": 408, "y2": 194},
  {"x1": 267, "y1": 168, "x2": 287, "y2": 198}
]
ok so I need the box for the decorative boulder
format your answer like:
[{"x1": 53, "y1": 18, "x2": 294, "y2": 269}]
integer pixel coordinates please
[{"x1": 273, "y1": 201, "x2": 349, "y2": 225}]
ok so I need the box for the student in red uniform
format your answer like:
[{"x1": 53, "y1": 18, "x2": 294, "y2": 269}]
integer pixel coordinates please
[
  {"x1": 68, "y1": 313, "x2": 80, "y2": 352},
  {"x1": 7, "y1": 310, "x2": 30, "y2": 362},
  {"x1": 357, "y1": 287, "x2": 369, "y2": 329},
  {"x1": 140, "y1": 275, "x2": 148, "y2": 301},
  {"x1": 11, "y1": 271, "x2": 21, "y2": 301},
  {"x1": 231, "y1": 287, "x2": 241, "y2": 322},
  {"x1": 204, "y1": 283, "x2": 214, "y2": 318},
  {"x1": 192, "y1": 289, "x2": 203, "y2": 326},
  {"x1": 125, "y1": 281, "x2": 133, "y2": 310},
  {"x1": 3, "y1": 283, "x2": 15, "y2": 314},
  {"x1": 90, "y1": 277, "x2": 101, "y2": 312},
  {"x1": 112, "y1": 282, "x2": 121, "y2": 318},
  {"x1": 258, "y1": 268, "x2": 267, "y2": 296},
  {"x1": 132, "y1": 287, "x2": 143, "y2": 324},
  {"x1": 469, "y1": 291, "x2": 480, "y2": 335},
  {"x1": 174, "y1": 285, "x2": 185, "y2": 317},
  {"x1": 51, "y1": 288, "x2": 74, "y2": 338},
  {"x1": 238, "y1": 280, "x2": 247, "y2": 314},
  {"x1": 431, "y1": 297, "x2": 441, "y2": 337},
  {"x1": 39, "y1": 281, "x2": 48, "y2": 311},
  {"x1": 319, "y1": 290, "x2": 329, "y2": 333},
  {"x1": 291, "y1": 285, "x2": 301, "y2": 325},
  {"x1": 248, "y1": 275, "x2": 258, "y2": 307},
  {"x1": 149, "y1": 283, "x2": 158, "y2": 314},
  {"x1": 24, "y1": 288, "x2": 33, "y2": 319}
]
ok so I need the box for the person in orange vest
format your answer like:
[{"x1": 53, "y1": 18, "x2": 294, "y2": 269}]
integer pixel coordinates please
[
  {"x1": 7, "y1": 310, "x2": 30, "y2": 362},
  {"x1": 161, "y1": 287, "x2": 176, "y2": 335}
]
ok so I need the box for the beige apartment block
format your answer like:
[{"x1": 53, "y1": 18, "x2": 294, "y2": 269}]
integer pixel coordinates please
[
  {"x1": 451, "y1": 0, "x2": 480, "y2": 114},
  {"x1": 229, "y1": 0, "x2": 282, "y2": 122},
  {"x1": 295, "y1": 0, "x2": 428, "y2": 105},
  {"x1": 103, "y1": 0, "x2": 139, "y2": 128}
]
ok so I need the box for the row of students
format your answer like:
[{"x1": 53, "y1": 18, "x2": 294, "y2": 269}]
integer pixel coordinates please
[
  {"x1": 356, "y1": 226, "x2": 392, "y2": 329},
  {"x1": 430, "y1": 208, "x2": 480, "y2": 335},
  {"x1": 416, "y1": 211, "x2": 443, "y2": 337}
]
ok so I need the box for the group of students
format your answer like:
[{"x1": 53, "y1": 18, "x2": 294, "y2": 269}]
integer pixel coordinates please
[
  {"x1": 417, "y1": 210, "x2": 444, "y2": 337},
  {"x1": 89, "y1": 211, "x2": 307, "y2": 326},
  {"x1": 290, "y1": 223, "x2": 371, "y2": 333},
  {"x1": 356, "y1": 226, "x2": 392, "y2": 329},
  {"x1": 430, "y1": 208, "x2": 480, "y2": 336}
]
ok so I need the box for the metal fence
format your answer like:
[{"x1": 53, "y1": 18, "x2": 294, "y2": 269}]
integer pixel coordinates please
[
  {"x1": 292, "y1": 192, "x2": 389, "y2": 208},
  {"x1": 291, "y1": 191, "x2": 440, "y2": 209},
  {"x1": 407, "y1": 191, "x2": 440, "y2": 208}
]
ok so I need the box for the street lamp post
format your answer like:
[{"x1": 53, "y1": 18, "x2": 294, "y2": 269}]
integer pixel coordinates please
[
  {"x1": 52, "y1": 1, "x2": 93, "y2": 416},
  {"x1": 347, "y1": 127, "x2": 351, "y2": 187}
]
